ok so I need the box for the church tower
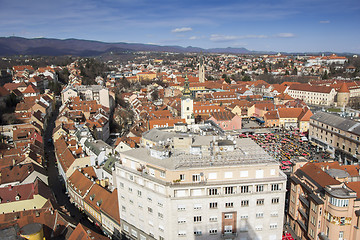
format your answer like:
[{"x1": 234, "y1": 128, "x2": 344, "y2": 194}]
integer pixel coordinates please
[
  {"x1": 337, "y1": 82, "x2": 350, "y2": 108},
  {"x1": 181, "y1": 76, "x2": 194, "y2": 124},
  {"x1": 199, "y1": 55, "x2": 205, "y2": 83}
]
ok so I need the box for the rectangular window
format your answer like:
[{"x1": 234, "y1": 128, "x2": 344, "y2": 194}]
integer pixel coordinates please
[
  {"x1": 158, "y1": 212, "x2": 163, "y2": 219},
  {"x1": 241, "y1": 200, "x2": 249, "y2": 207},
  {"x1": 193, "y1": 204, "x2": 202, "y2": 210},
  {"x1": 180, "y1": 174, "x2": 185, "y2": 181},
  {"x1": 256, "y1": 199, "x2": 264, "y2": 205},
  {"x1": 178, "y1": 218, "x2": 186, "y2": 224},
  {"x1": 209, "y1": 202, "x2": 218, "y2": 209},
  {"x1": 148, "y1": 207, "x2": 153, "y2": 213},
  {"x1": 177, "y1": 205, "x2": 186, "y2": 211},
  {"x1": 194, "y1": 230, "x2": 202, "y2": 235},
  {"x1": 240, "y1": 185, "x2": 249, "y2": 193},
  {"x1": 160, "y1": 171, "x2": 165, "y2": 178},
  {"x1": 192, "y1": 174, "x2": 201, "y2": 182},
  {"x1": 272, "y1": 198, "x2": 279, "y2": 204},
  {"x1": 270, "y1": 223, "x2": 277, "y2": 229},
  {"x1": 178, "y1": 231, "x2": 186, "y2": 236},
  {"x1": 225, "y1": 202, "x2": 234, "y2": 208},
  {"x1": 209, "y1": 229, "x2": 218, "y2": 235},
  {"x1": 208, "y1": 188, "x2": 218, "y2": 195},
  {"x1": 224, "y1": 225, "x2": 233, "y2": 233},
  {"x1": 256, "y1": 212, "x2": 264, "y2": 218},
  {"x1": 271, "y1": 184, "x2": 280, "y2": 191},
  {"x1": 256, "y1": 185, "x2": 264, "y2": 192},
  {"x1": 224, "y1": 186, "x2": 234, "y2": 194},
  {"x1": 209, "y1": 216, "x2": 217, "y2": 222},
  {"x1": 224, "y1": 213, "x2": 233, "y2": 219},
  {"x1": 194, "y1": 216, "x2": 202, "y2": 222},
  {"x1": 137, "y1": 190, "x2": 142, "y2": 197}
]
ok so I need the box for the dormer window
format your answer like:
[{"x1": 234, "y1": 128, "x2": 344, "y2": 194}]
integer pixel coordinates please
[
  {"x1": 90, "y1": 194, "x2": 95, "y2": 201},
  {"x1": 15, "y1": 194, "x2": 21, "y2": 201},
  {"x1": 96, "y1": 200, "x2": 102, "y2": 207}
]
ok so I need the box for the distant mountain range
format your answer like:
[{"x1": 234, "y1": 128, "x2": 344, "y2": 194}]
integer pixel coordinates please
[
  {"x1": 0, "y1": 36, "x2": 355, "y2": 56},
  {"x1": 0, "y1": 37, "x2": 267, "y2": 56}
]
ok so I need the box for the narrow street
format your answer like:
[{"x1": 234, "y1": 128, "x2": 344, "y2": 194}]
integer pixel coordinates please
[{"x1": 44, "y1": 101, "x2": 104, "y2": 235}]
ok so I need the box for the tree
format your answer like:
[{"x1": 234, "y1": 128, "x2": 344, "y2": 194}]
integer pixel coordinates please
[
  {"x1": 285, "y1": 70, "x2": 290, "y2": 75},
  {"x1": 242, "y1": 75, "x2": 251, "y2": 82},
  {"x1": 322, "y1": 71, "x2": 329, "y2": 80},
  {"x1": 292, "y1": 67, "x2": 298, "y2": 75}
]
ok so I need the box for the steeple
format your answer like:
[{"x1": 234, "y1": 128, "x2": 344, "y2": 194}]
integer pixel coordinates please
[
  {"x1": 182, "y1": 75, "x2": 192, "y2": 99},
  {"x1": 199, "y1": 55, "x2": 205, "y2": 83}
]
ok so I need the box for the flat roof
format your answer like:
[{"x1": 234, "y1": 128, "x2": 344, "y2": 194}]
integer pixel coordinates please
[{"x1": 120, "y1": 137, "x2": 278, "y2": 170}]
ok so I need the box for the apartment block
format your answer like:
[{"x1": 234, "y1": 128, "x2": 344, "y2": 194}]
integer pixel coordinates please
[
  {"x1": 309, "y1": 111, "x2": 360, "y2": 164},
  {"x1": 114, "y1": 129, "x2": 286, "y2": 240},
  {"x1": 287, "y1": 161, "x2": 360, "y2": 240}
]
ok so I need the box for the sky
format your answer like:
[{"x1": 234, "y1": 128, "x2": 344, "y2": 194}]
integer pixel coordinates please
[{"x1": 1, "y1": 0, "x2": 360, "y2": 53}]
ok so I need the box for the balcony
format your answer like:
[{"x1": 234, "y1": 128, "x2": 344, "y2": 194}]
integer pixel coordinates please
[
  {"x1": 298, "y1": 208, "x2": 308, "y2": 220},
  {"x1": 299, "y1": 194, "x2": 310, "y2": 208},
  {"x1": 296, "y1": 219, "x2": 307, "y2": 231},
  {"x1": 221, "y1": 232, "x2": 238, "y2": 239}
]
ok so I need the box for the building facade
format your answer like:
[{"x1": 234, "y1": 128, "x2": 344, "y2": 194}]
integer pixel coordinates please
[
  {"x1": 309, "y1": 111, "x2": 360, "y2": 164},
  {"x1": 114, "y1": 132, "x2": 286, "y2": 240}
]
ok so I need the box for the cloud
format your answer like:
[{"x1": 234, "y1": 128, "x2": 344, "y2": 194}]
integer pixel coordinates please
[
  {"x1": 319, "y1": 20, "x2": 330, "y2": 24},
  {"x1": 210, "y1": 34, "x2": 267, "y2": 42},
  {"x1": 274, "y1": 33, "x2": 295, "y2": 38},
  {"x1": 189, "y1": 36, "x2": 200, "y2": 40},
  {"x1": 171, "y1": 27, "x2": 192, "y2": 33}
]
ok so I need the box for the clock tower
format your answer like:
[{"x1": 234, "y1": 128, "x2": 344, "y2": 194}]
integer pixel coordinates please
[{"x1": 181, "y1": 76, "x2": 194, "y2": 124}]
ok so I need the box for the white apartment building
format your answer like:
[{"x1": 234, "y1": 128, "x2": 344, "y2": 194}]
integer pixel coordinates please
[
  {"x1": 114, "y1": 132, "x2": 287, "y2": 240},
  {"x1": 286, "y1": 83, "x2": 337, "y2": 106}
]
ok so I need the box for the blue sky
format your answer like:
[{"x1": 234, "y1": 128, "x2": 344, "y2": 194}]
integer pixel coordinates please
[{"x1": 1, "y1": 0, "x2": 359, "y2": 53}]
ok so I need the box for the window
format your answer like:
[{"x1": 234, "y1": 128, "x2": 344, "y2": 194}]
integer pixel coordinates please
[
  {"x1": 256, "y1": 212, "x2": 264, "y2": 218},
  {"x1": 241, "y1": 200, "x2": 249, "y2": 207},
  {"x1": 131, "y1": 229, "x2": 138, "y2": 237},
  {"x1": 178, "y1": 218, "x2": 186, "y2": 224},
  {"x1": 194, "y1": 204, "x2": 202, "y2": 210},
  {"x1": 178, "y1": 205, "x2": 186, "y2": 211},
  {"x1": 178, "y1": 231, "x2": 186, "y2": 236},
  {"x1": 158, "y1": 212, "x2": 163, "y2": 219},
  {"x1": 149, "y1": 168, "x2": 155, "y2": 176},
  {"x1": 339, "y1": 231, "x2": 344, "y2": 240},
  {"x1": 209, "y1": 229, "x2": 218, "y2": 235},
  {"x1": 122, "y1": 205, "x2": 126, "y2": 212},
  {"x1": 209, "y1": 202, "x2": 218, "y2": 209},
  {"x1": 311, "y1": 204, "x2": 317, "y2": 213},
  {"x1": 208, "y1": 188, "x2": 218, "y2": 195},
  {"x1": 256, "y1": 185, "x2": 264, "y2": 192},
  {"x1": 225, "y1": 202, "x2": 234, "y2": 208},
  {"x1": 271, "y1": 184, "x2": 280, "y2": 191},
  {"x1": 128, "y1": 187, "x2": 133, "y2": 193},
  {"x1": 137, "y1": 190, "x2": 142, "y2": 197},
  {"x1": 224, "y1": 186, "x2": 234, "y2": 194},
  {"x1": 192, "y1": 174, "x2": 201, "y2": 182},
  {"x1": 270, "y1": 223, "x2": 277, "y2": 229},
  {"x1": 160, "y1": 171, "x2": 165, "y2": 178},
  {"x1": 180, "y1": 174, "x2": 185, "y2": 181},
  {"x1": 272, "y1": 198, "x2": 279, "y2": 204},
  {"x1": 209, "y1": 216, "x2": 218, "y2": 222},
  {"x1": 224, "y1": 213, "x2": 233, "y2": 219},
  {"x1": 148, "y1": 207, "x2": 153, "y2": 213},
  {"x1": 329, "y1": 197, "x2": 349, "y2": 207},
  {"x1": 311, "y1": 216, "x2": 316, "y2": 226},
  {"x1": 194, "y1": 216, "x2": 202, "y2": 222},
  {"x1": 240, "y1": 185, "x2": 249, "y2": 193},
  {"x1": 340, "y1": 217, "x2": 345, "y2": 226},
  {"x1": 224, "y1": 225, "x2": 233, "y2": 233},
  {"x1": 256, "y1": 199, "x2": 264, "y2": 205},
  {"x1": 159, "y1": 225, "x2": 164, "y2": 232}
]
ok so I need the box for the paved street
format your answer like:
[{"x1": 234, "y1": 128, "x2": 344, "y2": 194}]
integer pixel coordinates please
[{"x1": 44, "y1": 101, "x2": 104, "y2": 235}]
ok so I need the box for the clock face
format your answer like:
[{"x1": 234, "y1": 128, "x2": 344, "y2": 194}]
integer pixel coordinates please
[{"x1": 186, "y1": 98, "x2": 190, "y2": 102}]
